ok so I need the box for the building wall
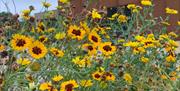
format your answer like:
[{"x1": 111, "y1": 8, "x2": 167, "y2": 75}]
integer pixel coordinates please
[{"x1": 65, "y1": 0, "x2": 180, "y2": 39}]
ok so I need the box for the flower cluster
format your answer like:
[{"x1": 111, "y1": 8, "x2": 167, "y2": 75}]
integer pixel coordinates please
[{"x1": 0, "y1": 1, "x2": 179, "y2": 91}]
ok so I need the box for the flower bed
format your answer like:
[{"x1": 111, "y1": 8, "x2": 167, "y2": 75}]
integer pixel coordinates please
[{"x1": 0, "y1": 0, "x2": 180, "y2": 91}]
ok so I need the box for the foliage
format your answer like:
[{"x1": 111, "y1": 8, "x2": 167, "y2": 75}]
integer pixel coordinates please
[{"x1": 0, "y1": 0, "x2": 180, "y2": 91}]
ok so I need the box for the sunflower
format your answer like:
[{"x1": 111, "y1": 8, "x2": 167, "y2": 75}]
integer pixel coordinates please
[
  {"x1": 39, "y1": 35, "x2": 48, "y2": 43},
  {"x1": 60, "y1": 80, "x2": 78, "y2": 91},
  {"x1": 82, "y1": 43, "x2": 97, "y2": 55},
  {"x1": 92, "y1": 71, "x2": 103, "y2": 81},
  {"x1": 0, "y1": 44, "x2": 5, "y2": 52},
  {"x1": 50, "y1": 47, "x2": 64, "y2": 57},
  {"x1": 103, "y1": 72, "x2": 116, "y2": 81},
  {"x1": 80, "y1": 22, "x2": 90, "y2": 34},
  {"x1": 67, "y1": 25, "x2": 85, "y2": 40},
  {"x1": 39, "y1": 82, "x2": 53, "y2": 91},
  {"x1": 28, "y1": 41, "x2": 47, "y2": 59},
  {"x1": 37, "y1": 21, "x2": 46, "y2": 33},
  {"x1": 10, "y1": 34, "x2": 32, "y2": 51},
  {"x1": 88, "y1": 31, "x2": 101, "y2": 46},
  {"x1": 99, "y1": 42, "x2": 116, "y2": 56},
  {"x1": 21, "y1": 9, "x2": 31, "y2": 20}
]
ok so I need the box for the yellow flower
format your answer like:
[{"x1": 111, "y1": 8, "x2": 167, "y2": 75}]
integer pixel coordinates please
[
  {"x1": 133, "y1": 47, "x2": 145, "y2": 54},
  {"x1": 80, "y1": 22, "x2": 90, "y2": 34},
  {"x1": 59, "y1": 0, "x2": 69, "y2": 4},
  {"x1": 92, "y1": 9, "x2": 102, "y2": 19},
  {"x1": 39, "y1": 82, "x2": 52, "y2": 91},
  {"x1": 166, "y1": 55, "x2": 176, "y2": 62},
  {"x1": 168, "y1": 39, "x2": 178, "y2": 47},
  {"x1": 178, "y1": 21, "x2": 180, "y2": 26},
  {"x1": 166, "y1": 8, "x2": 178, "y2": 14},
  {"x1": 37, "y1": 22, "x2": 46, "y2": 33},
  {"x1": 170, "y1": 77, "x2": 176, "y2": 81},
  {"x1": 117, "y1": 39, "x2": 125, "y2": 43},
  {"x1": 161, "y1": 21, "x2": 170, "y2": 26},
  {"x1": 16, "y1": 58, "x2": 31, "y2": 66},
  {"x1": 80, "y1": 80, "x2": 93, "y2": 87},
  {"x1": 123, "y1": 41, "x2": 140, "y2": 47},
  {"x1": 135, "y1": 35, "x2": 145, "y2": 42},
  {"x1": 55, "y1": 32, "x2": 66, "y2": 40},
  {"x1": 60, "y1": 80, "x2": 78, "y2": 91},
  {"x1": 21, "y1": 9, "x2": 31, "y2": 20},
  {"x1": 39, "y1": 35, "x2": 48, "y2": 43},
  {"x1": 170, "y1": 71, "x2": 177, "y2": 77},
  {"x1": 160, "y1": 75, "x2": 167, "y2": 80},
  {"x1": 141, "y1": 0, "x2": 152, "y2": 6},
  {"x1": 92, "y1": 71, "x2": 103, "y2": 81},
  {"x1": 52, "y1": 75, "x2": 63, "y2": 82},
  {"x1": 10, "y1": 34, "x2": 32, "y2": 51},
  {"x1": 82, "y1": 43, "x2": 97, "y2": 55},
  {"x1": 168, "y1": 32, "x2": 178, "y2": 38},
  {"x1": 108, "y1": 13, "x2": 119, "y2": 20},
  {"x1": 127, "y1": 4, "x2": 136, "y2": 9},
  {"x1": 42, "y1": 2, "x2": 51, "y2": 8},
  {"x1": 50, "y1": 48, "x2": 64, "y2": 57},
  {"x1": 123, "y1": 73, "x2": 132, "y2": 84},
  {"x1": 159, "y1": 34, "x2": 169, "y2": 40},
  {"x1": 72, "y1": 56, "x2": 91, "y2": 67},
  {"x1": 141, "y1": 37, "x2": 157, "y2": 48},
  {"x1": 118, "y1": 15, "x2": 128, "y2": 23},
  {"x1": 47, "y1": 28, "x2": 56, "y2": 32},
  {"x1": 67, "y1": 25, "x2": 86, "y2": 40},
  {"x1": 88, "y1": 31, "x2": 101, "y2": 46},
  {"x1": 0, "y1": 44, "x2": 5, "y2": 52},
  {"x1": 99, "y1": 42, "x2": 116, "y2": 56},
  {"x1": 141, "y1": 57, "x2": 149, "y2": 63},
  {"x1": 104, "y1": 72, "x2": 116, "y2": 81},
  {"x1": 28, "y1": 41, "x2": 47, "y2": 59}
]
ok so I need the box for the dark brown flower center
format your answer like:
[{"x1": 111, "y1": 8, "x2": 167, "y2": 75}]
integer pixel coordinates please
[
  {"x1": 54, "y1": 50, "x2": 59, "y2": 55},
  {"x1": 65, "y1": 84, "x2": 74, "y2": 91},
  {"x1": 105, "y1": 72, "x2": 112, "y2": 77},
  {"x1": 87, "y1": 46, "x2": 93, "y2": 51},
  {"x1": 32, "y1": 47, "x2": 42, "y2": 55},
  {"x1": 38, "y1": 24, "x2": 45, "y2": 31},
  {"x1": 72, "y1": 29, "x2": 81, "y2": 36},
  {"x1": 16, "y1": 39, "x2": 26, "y2": 47},
  {"x1": 145, "y1": 41, "x2": 152, "y2": 45},
  {"x1": 95, "y1": 74, "x2": 101, "y2": 78},
  {"x1": 91, "y1": 36, "x2": 98, "y2": 42},
  {"x1": 103, "y1": 45, "x2": 112, "y2": 52},
  {"x1": 39, "y1": 37, "x2": 45, "y2": 42}
]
